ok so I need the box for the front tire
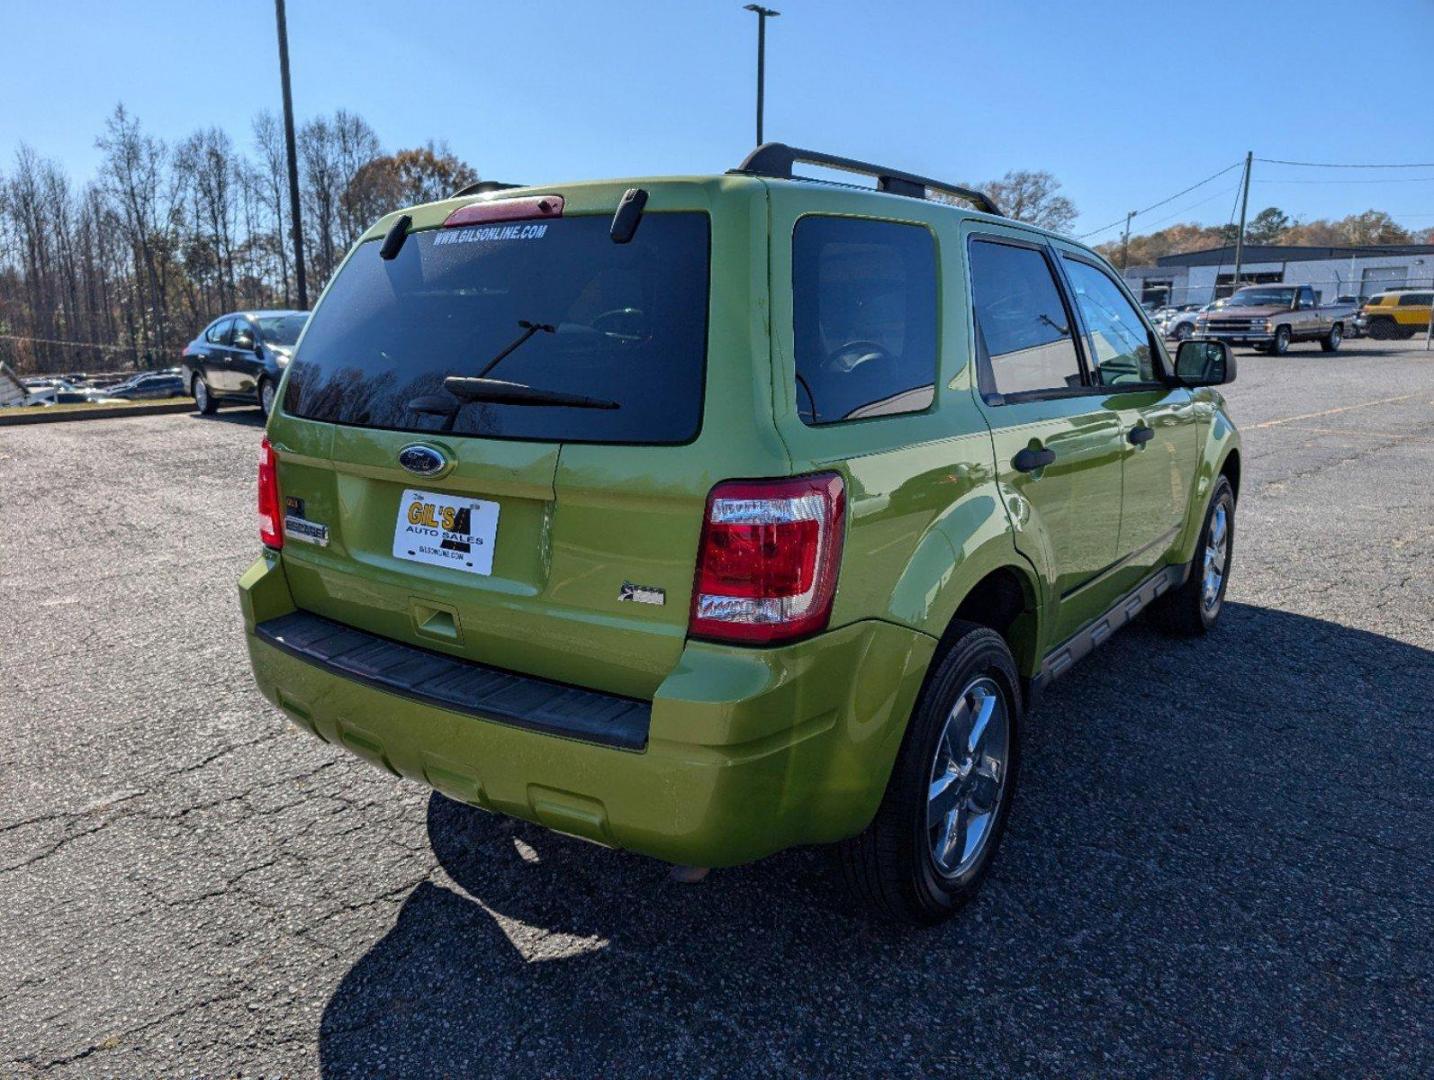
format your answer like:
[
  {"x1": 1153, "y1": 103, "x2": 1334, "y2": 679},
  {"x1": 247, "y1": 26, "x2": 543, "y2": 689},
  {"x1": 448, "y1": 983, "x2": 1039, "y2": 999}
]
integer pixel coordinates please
[
  {"x1": 1153, "y1": 475, "x2": 1235, "y2": 636},
  {"x1": 1320, "y1": 323, "x2": 1342, "y2": 353},
  {"x1": 192, "y1": 375, "x2": 216, "y2": 415},
  {"x1": 1270, "y1": 326, "x2": 1291, "y2": 355},
  {"x1": 839, "y1": 624, "x2": 1022, "y2": 924}
]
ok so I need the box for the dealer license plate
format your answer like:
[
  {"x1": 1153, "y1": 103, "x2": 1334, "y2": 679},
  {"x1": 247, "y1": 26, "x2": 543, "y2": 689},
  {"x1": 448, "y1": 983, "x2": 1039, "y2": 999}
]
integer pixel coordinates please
[{"x1": 392, "y1": 488, "x2": 499, "y2": 576}]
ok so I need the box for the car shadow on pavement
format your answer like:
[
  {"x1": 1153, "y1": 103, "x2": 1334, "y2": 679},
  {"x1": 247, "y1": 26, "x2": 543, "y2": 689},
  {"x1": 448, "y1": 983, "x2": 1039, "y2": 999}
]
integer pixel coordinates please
[{"x1": 317, "y1": 603, "x2": 1432, "y2": 1078}]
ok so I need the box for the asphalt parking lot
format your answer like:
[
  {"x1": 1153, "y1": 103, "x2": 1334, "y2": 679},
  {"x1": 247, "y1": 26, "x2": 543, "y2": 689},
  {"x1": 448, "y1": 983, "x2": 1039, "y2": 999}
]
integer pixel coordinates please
[{"x1": 2, "y1": 337, "x2": 1431, "y2": 1077}]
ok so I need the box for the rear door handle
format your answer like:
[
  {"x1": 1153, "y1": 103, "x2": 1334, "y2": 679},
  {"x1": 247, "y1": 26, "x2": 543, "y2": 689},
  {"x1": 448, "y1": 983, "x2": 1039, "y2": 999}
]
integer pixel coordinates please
[
  {"x1": 1128, "y1": 424, "x2": 1155, "y2": 446},
  {"x1": 1012, "y1": 447, "x2": 1056, "y2": 473}
]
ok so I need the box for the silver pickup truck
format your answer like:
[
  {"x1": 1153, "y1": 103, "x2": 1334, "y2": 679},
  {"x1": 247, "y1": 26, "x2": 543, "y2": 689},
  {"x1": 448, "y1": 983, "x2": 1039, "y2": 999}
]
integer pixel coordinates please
[{"x1": 1195, "y1": 284, "x2": 1355, "y2": 354}]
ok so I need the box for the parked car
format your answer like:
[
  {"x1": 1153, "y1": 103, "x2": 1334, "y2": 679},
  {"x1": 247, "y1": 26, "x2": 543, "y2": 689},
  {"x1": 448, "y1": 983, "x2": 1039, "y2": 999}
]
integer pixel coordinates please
[
  {"x1": 50, "y1": 389, "x2": 121, "y2": 405},
  {"x1": 240, "y1": 145, "x2": 1240, "y2": 924},
  {"x1": 180, "y1": 309, "x2": 308, "y2": 416},
  {"x1": 1164, "y1": 301, "x2": 1220, "y2": 341},
  {"x1": 1193, "y1": 284, "x2": 1351, "y2": 353},
  {"x1": 104, "y1": 373, "x2": 188, "y2": 400},
  {"x1": 1361, "y1": 290, "x2": 1432, "y2": 339}
]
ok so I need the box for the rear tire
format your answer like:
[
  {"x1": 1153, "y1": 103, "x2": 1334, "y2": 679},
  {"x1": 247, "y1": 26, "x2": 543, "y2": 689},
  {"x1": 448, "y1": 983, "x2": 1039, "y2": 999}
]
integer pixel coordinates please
[
  {"x1": 192, "y1": 375, "x2": 216, "y2": 415},
  {"x1": 1153, "y1": 476, "x2": 1234, "y2": 636},
  {"x1": 1174, "y1": 322, "x2": 1193, "y2": 342},
  {"x1": 839, "y1": 623, "x2": 1022, "y2": 925},
  {"x1": 258, "y1": 377, "x2": 276, "y2": 418},
  {"x1": 1320, "y1": 323, "x2": 1342, "y2": 353}
]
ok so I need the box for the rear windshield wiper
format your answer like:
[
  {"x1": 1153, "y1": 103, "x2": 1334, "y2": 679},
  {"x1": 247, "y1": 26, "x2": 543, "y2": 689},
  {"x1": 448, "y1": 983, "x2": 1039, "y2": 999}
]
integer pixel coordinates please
[
  {"x1": 439, "y1": 376, "x2": 619, "y2": 410},
  {"x1": 406, "y1": 378, "x2": 618, "y2": 431},
  {"x1": 477, "y1": 319, "x2": 555, "y2": 378}
]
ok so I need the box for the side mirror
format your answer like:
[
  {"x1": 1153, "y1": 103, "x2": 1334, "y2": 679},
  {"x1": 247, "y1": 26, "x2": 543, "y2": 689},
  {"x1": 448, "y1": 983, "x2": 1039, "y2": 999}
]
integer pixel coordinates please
[{"x1": 1175, "y1": 339, "x2": 1235, "y2": 386}]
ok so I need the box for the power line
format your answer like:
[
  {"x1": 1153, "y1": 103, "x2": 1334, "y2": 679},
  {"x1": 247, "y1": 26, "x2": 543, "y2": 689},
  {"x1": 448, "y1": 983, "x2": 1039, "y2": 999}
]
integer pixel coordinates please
[
  {"x1": 1254, "y1": 175, "x2": 1434, "y2": 185},
  {"x1": 1126, "y1": 182, "x2": 1242, "y2": 234},
  {"x1": 1131, "y1": 161, "x2": 1244, "y2": 218},
  {"x1": 1257, "y1": 157, "x2": 1434, "y2": 169},
  {"x1": 1077, "y1": 160, "x2": 1243, "y2": 239}
]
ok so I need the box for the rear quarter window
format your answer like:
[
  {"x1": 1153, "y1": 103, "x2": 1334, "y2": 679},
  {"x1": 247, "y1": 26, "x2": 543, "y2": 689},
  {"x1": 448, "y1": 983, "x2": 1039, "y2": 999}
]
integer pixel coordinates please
[{"x1": 792, "y1": 216, "x2": 937, "y2": 425}]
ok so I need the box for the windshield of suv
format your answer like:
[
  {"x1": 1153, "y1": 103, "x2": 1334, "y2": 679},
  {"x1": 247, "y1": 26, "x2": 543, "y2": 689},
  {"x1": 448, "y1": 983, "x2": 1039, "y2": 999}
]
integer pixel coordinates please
[
  {"x1": 283, "y1": 213, "x2": 710, "y2": 443},
  {"x1": 257, "y1": 314, "x2": 308, "y2": 346},
  {"x1": 1226, "y1": 287, "x2": 1295, "y2": 307}
]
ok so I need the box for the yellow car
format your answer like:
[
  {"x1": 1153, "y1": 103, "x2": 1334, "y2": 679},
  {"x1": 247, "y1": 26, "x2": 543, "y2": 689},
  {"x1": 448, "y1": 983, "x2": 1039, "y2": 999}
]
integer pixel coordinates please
[{"x1": 1361, "y1": 290, "x2": 1432, "y2": 339}]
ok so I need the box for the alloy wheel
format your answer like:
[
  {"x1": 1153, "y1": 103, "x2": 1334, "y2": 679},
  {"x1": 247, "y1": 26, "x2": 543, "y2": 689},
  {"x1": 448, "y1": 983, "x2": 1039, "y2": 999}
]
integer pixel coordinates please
[
  {"x1": 927, "y1": 676, "x2": 1009, "y2": 878},
  {"x1": 1202, "y1": 503, "x2": 1229, "y2": 614}
]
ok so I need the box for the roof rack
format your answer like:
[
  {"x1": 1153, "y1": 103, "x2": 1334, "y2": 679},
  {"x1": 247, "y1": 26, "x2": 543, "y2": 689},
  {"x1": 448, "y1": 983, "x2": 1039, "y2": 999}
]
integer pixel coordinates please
[
  {"x1": 451, "y1": 180, "x2": 525, "y2": 198},
  {"x1": 733, "y1": 143, "x2": 1002, "y2": 217}
]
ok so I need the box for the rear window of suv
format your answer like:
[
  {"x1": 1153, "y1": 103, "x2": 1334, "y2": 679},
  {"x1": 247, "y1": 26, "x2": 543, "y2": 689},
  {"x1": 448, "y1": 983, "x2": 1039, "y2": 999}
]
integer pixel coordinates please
[{"x1": 283, "y1": 213, "x2": 711, "y2": 444}]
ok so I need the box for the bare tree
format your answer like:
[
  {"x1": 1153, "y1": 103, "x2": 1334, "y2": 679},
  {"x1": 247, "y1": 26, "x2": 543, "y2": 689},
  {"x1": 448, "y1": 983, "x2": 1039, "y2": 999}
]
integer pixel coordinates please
[{"x1": 976, "y1": 170, "x2": 1077, "y2": 233}]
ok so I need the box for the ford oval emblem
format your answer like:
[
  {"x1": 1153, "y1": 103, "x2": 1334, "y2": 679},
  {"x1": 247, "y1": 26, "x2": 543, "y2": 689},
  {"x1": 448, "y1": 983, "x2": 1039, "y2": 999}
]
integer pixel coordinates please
[{"x1": 398, "y1": 444, "x2": 447, "y2": 476}]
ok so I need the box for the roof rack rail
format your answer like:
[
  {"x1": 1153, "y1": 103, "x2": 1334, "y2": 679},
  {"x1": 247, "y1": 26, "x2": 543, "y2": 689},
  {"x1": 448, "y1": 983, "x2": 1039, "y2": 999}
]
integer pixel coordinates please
[
  {"x1": 451, "y1": 180, "x2": 526, "y2": 198},
  {"x1": 733, "y1": 143, "x2": 1002, "y2": 217}
]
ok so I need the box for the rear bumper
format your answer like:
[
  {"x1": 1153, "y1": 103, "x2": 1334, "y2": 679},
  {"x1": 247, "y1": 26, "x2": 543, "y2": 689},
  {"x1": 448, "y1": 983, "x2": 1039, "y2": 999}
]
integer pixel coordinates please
[{"x1": 239, "y1": 554, "x2": 935, "y2": 867}]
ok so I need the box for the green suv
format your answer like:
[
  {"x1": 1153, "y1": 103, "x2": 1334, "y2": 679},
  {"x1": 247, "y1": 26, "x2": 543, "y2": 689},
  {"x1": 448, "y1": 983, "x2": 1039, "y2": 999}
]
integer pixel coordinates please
[{"x1": 240, "y1": 145, "x2": 1240, "y2": 924}]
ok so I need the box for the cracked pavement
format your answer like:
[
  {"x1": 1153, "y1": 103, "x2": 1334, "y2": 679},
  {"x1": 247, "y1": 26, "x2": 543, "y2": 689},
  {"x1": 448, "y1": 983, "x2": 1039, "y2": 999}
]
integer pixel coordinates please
[{"x1": 1, "y1": 338, "x2": 1431, "y2": 1077}]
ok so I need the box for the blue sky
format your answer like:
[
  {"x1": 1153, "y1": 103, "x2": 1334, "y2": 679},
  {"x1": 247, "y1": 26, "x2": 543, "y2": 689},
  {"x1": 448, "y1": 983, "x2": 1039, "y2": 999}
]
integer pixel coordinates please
[{"x1": 5, "y1": 0, "x2": 1434, "y2": 242}]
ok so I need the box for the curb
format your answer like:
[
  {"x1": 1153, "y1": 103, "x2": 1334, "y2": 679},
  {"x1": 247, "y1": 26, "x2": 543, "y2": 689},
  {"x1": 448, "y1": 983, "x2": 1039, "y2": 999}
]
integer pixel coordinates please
[{"x1": 0, "y1": 400, "x2": 198, "y2": 426}]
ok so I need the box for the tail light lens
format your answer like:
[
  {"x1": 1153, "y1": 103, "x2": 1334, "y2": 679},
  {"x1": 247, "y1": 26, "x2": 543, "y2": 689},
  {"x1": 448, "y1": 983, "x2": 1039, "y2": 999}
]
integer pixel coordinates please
[
  {"x1": 690, "y1": 473, "x2": 846, "y2": 645},
  {"x1": 258, "y1": 437, "x2": 283, "y2": 549}
]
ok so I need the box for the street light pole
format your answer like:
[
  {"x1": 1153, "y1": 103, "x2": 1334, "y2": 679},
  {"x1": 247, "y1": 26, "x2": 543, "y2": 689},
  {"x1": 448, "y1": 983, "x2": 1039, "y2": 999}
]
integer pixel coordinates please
[
  {"x1": 275, "y1": 0, "x2": 308, "y2": 309},
  {"x1": 743, "y1": 5, "x2": 779, "y2": 146}
]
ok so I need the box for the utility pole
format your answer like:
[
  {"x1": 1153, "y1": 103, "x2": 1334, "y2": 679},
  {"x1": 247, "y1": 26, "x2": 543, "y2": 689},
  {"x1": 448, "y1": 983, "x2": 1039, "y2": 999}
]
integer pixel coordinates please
[
  {"x1": 1120, "y1": 210, "x2": 1136, "y2": 270},
  {"x1": 743, "y1": 5, "x2": 779, "y2": 145},
  {"x1": 275, "y1": 0, "x2": 308, "y2": 308},
  {"x1": 1231, "y1": 150, "x2": 1253, "y2": 296}
]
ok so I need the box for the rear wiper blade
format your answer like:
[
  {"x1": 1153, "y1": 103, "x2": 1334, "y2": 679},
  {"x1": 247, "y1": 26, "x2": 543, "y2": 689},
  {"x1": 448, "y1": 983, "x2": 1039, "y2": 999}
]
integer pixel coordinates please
[{"x1": 441, "y1": 376, "x2": 620, "y2": 410}]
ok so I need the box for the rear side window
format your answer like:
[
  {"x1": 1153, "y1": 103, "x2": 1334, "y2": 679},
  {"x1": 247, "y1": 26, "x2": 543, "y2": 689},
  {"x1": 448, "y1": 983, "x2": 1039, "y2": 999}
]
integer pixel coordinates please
[
  {"x1": 968, "y1": 239, "x2": 1083, "y2": 396},
  {"x1": 283, "y1": 213, "x2": 711, "y2": 444},
  {"x1": 792, "y1": 217, "x2": 937, "y2": 424},
  {"x1": 1399, "y1": 292, "x2": 1432, "y2": 306},
  {"x1": 1062, "y1": 258, "x2": 1159, "y2": 385}
]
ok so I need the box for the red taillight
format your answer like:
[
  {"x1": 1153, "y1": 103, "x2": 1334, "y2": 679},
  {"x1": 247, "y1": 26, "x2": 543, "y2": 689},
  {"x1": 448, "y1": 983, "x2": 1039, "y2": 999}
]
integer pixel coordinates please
[
  {"x1": 689, "y1": 473, "x2": 846, "y2": 645},
  {"x1": 258, "y1": 437, "x2": 283, "y2": 549},
  {"x1": 443, "y1": 194, "x2": 564, "y2": 228}
]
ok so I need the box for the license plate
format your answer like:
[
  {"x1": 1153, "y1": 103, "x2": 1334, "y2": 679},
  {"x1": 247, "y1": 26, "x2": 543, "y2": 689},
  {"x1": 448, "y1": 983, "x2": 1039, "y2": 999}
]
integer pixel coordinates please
[{"x1": 392, "y1": 488, "x2": 499, "y2": 576}]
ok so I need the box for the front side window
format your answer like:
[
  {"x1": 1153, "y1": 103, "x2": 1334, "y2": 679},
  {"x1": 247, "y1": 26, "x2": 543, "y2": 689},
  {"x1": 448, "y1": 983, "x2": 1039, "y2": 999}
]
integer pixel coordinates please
[
  {"x1": 968, "y1": 239, "x2": 1082, "y2": 397},
  {"x1": 1299, "y1": 286, "x2": 1317, "y2": 309},
  {"x1": 792, "y1": 216, "x2": 937, "y2": 424},
  {"x1": 283, "y1": 213, "x2": 711, "y2": 444},
  {"x1": 231, "y1": 319, "x2": 256, "y2": 347},
  {"x1": 205, "y1": 318, "x2": 232, "y2": 345},
  {"x1": 1062, "y1": 258, "x2": 1159, "y2": 386}
]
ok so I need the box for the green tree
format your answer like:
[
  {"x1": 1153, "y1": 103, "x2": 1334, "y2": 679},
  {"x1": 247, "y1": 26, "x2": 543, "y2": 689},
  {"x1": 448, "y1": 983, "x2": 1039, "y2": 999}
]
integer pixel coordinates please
[{"x1": 1244, "y1": 207, "x2": 1290, "y2": 244}]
